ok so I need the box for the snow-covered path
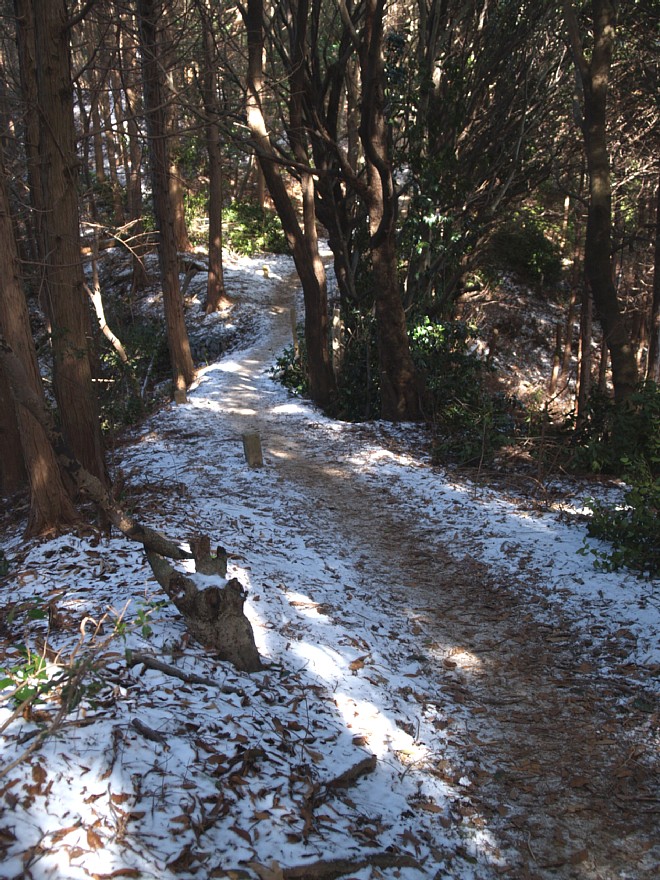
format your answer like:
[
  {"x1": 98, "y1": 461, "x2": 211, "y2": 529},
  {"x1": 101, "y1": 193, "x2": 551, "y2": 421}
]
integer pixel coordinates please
[{"x1": 1, "y1": 251, "x2": 658, "y2": 879}]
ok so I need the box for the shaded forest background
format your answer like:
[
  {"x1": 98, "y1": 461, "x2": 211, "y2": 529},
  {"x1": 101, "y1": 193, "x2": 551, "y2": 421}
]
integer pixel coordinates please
[{"x1": 0, "y1": 0, "x2": 658, "y2": 573}]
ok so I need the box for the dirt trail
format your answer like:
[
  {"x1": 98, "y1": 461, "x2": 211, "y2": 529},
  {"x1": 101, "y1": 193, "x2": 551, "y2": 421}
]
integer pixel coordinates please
[{"x1": 201, "y1": 273, "x2": 659, "y2": 879}]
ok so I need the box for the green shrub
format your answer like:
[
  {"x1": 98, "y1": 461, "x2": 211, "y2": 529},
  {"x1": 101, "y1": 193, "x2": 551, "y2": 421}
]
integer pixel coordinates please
[
  {"x1": 270, "y1": 340, "x2": 308, "y2": 397},
  {"x1": 488, "y1": 211, "x2": 562, "y2": 286},
  {"x1": 584, "y1": 463, "x2": 660, "y2": 577},
  {"x1": 571, "y1": 382, "x2": 660, "y2": 576},
  {"x1": 97, "y1": 316, "x2": 169, "y2": 435},
  {"x1": 411, "y1": 318, "x2": 517, "y2": 465},
  {"x1": 569, "y1": 383, "x2": 660, "y2": 477},
  {"x1": 334, "y1": 311, "x2": 380, "y2": 421},
  {"x1": 222, "y1": 201, "x2": 288, "y2": 256}
]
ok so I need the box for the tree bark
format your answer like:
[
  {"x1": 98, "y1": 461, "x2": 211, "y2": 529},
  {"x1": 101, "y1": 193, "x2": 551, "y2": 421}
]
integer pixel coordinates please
[
  {"x1": 117, "y1": 10, "x2": 150, "y2": 292},
  {"x1": 198, "y1": 4, "x2": 230, "y2": 313},
  {"x1": 14, "y1": 0, "x2": 47, "y2": 294},
  {"x1": 31, "y1": 0, "x2": 107, "y2": 484},
  {"x1": 563, "y1": 0, "x2": 638, "y2": 402},
  {"x1": 243, "y1": 0, "x2": 336, "y2": 408},
  {"x1": 136, "y1": 0, "x2": 194, "y2": 393},
  {"x1": 0, "y1": 362, "x2": 26, "y2": 494},
  {"x1": 359, "y1": 0, "x2": 420, "y2": 420},
  {"x1": 647, "y1": 171, "x2": 660, "y2": 382},
  {"x1": 0, "y1": 144, "x2": 78, "y2": 534}
]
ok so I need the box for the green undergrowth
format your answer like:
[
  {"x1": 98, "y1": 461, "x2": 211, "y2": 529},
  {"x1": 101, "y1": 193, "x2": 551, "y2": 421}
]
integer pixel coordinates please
[
  {"x1": 570, "y1": 383, "x2": 660, "y2": 577},
  {"x1": 222, "y1": 202, "x2": 288, "y2": 256}
]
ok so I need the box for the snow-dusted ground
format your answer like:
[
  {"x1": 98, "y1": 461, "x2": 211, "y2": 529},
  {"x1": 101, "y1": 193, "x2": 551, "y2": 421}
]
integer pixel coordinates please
[{"x1": 1, "y1": 249, "x2": 658, "y2": 880}]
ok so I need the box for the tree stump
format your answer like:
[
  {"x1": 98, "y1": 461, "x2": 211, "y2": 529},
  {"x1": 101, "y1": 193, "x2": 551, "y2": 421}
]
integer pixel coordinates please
[{"x1": 146, "y1": 536, "x2": 261, "y2": 672}]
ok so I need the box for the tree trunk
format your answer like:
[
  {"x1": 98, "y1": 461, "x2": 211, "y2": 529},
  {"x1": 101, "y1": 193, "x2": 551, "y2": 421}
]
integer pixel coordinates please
[
  {"x1": 243, "y1": 0, "x2": 335, "y2": 408},
  {"x1": 576, "y1": 283, "x2": 592, "y2": 426},
  {"x1": 198, "y1": 7, "x2": 230, "y2": 313},
  {"x1": 14, "y1": 0, "x2": 46, "y2": 293},
  {"x1": 359, "y1": 0, "x2": 420, "y2": 420},
  {"x1": 563, "y1": 0, "x2": 638, "y2": 403},
  {"x1": 647, "y1": 171, "x2": 660, "y2": 382},
  {"x1": 0, "y1": 362, "x2": 26, "y2": 494},
  {"x1": 0, "y1": 144, "x2": 78, "y2": 534},
  {"x1": 32, "y1": 0, "x2": 107, "y2": 484},
  {"x1": 136, "y1": 0, "x2": 194, "y2": 393},
  {"x1": 117, "y1": 12, "x2": 149, "y2": 292},
  {"x1": 99, "y1": 77, "x2": 125, "y2": 225}
]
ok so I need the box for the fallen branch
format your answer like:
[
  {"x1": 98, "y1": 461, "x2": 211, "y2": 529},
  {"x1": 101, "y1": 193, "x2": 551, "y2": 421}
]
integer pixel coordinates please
[
  {"x1": 131, "y1": 718, "x2": 168, "y2": 745},
  {"x1": 127, "y1": 650, "x2": 243, "y2": 693},
  {"x1": 325, "y1": 754, "x2": 377, "y2": 790},
  {"x1": 281, "y1": 853, "x2": 421, "y2": 879}
]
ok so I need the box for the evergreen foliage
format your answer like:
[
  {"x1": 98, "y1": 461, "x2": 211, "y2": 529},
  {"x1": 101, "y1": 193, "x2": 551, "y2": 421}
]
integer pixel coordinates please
[
  {"x1": 222, "y1": 202, "x2": 288, "y2": 256},
  {"x1": 571, "y1": 383, "x2": 660, "y2": 576}
]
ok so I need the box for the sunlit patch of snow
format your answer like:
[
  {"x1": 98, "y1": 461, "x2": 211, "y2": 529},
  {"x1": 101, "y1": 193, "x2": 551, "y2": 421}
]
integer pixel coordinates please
[
  {"x1": 270, "y1": 402, "x2": 308, "y2": 415},
  {"x1": 290, "y1": 641, "x2": 346, "y2": 681}
]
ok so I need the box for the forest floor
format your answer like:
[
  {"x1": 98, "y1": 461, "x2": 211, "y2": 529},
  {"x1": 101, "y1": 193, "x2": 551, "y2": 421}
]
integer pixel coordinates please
[{"x1": 0, "y1": 248, "x2": 659, "y2": 880}]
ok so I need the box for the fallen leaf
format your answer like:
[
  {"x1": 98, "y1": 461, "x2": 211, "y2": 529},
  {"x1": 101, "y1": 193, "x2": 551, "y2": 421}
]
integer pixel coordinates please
[
  {"x1": 87, "y1": 828, "x2": 104, "y2": 850},
  {"x1": 570, "y1": 776, "x2": 589, "y2": 788},
  {"x1": 231, "y1": 824, "x2": 253, "y2": 844},
  {"x1": 417, "y1": 801, "x2": 443, "y2": 813},
  {"x1": 245, "y1": 861, "x2": 284, "y2": 880}
]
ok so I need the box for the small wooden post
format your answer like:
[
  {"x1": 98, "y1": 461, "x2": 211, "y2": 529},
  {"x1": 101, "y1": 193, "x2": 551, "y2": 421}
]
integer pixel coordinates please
[{"x1": 242, "y1": 432, "x2": 263, "y2": 467}]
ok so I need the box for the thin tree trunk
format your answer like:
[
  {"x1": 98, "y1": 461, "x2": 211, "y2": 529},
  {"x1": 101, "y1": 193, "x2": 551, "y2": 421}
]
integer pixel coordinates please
[
  {"x1": 99, "y1": 79, "x2": 125, "y2": 224},
  {"x1": 198, "y1": 8, "x2": 229, "y2": 313},
  {"x1": 647, "y1": 171, "x2": 660, "y2": 382},
  {"x1": 117, "y1": 12, "x2": 149, "y2": 292},
  {"x1": 576, "y1": 283, "x2": 592, "y2": 425},
  {"x1": 136, "y1": 0, "x2": 194, "y2": 393}
]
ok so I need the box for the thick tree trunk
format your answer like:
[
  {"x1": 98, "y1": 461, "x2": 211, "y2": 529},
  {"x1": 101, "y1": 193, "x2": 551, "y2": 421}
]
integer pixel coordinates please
[
  {"x1": 32, "y1": 0, "x2": 107, "y2": 484},
  {"x1": 136, "y1": 0, "x2": 194, "y2": 393},
  {"x1": 359, "y1": 0, "x2": 420, "y2": 420},
  {"x1": 563, "y1": 0, "x2": 638, "y2": 403},
  {"x1": 243, "y1": 0, "x2": 335, "y2": 408},
  {"x1": 0, "y1": 145, "x2": 78, "y2": 534},
  {"x1": 0, "y1": 363, "x2": 26, "y2": 494}
]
